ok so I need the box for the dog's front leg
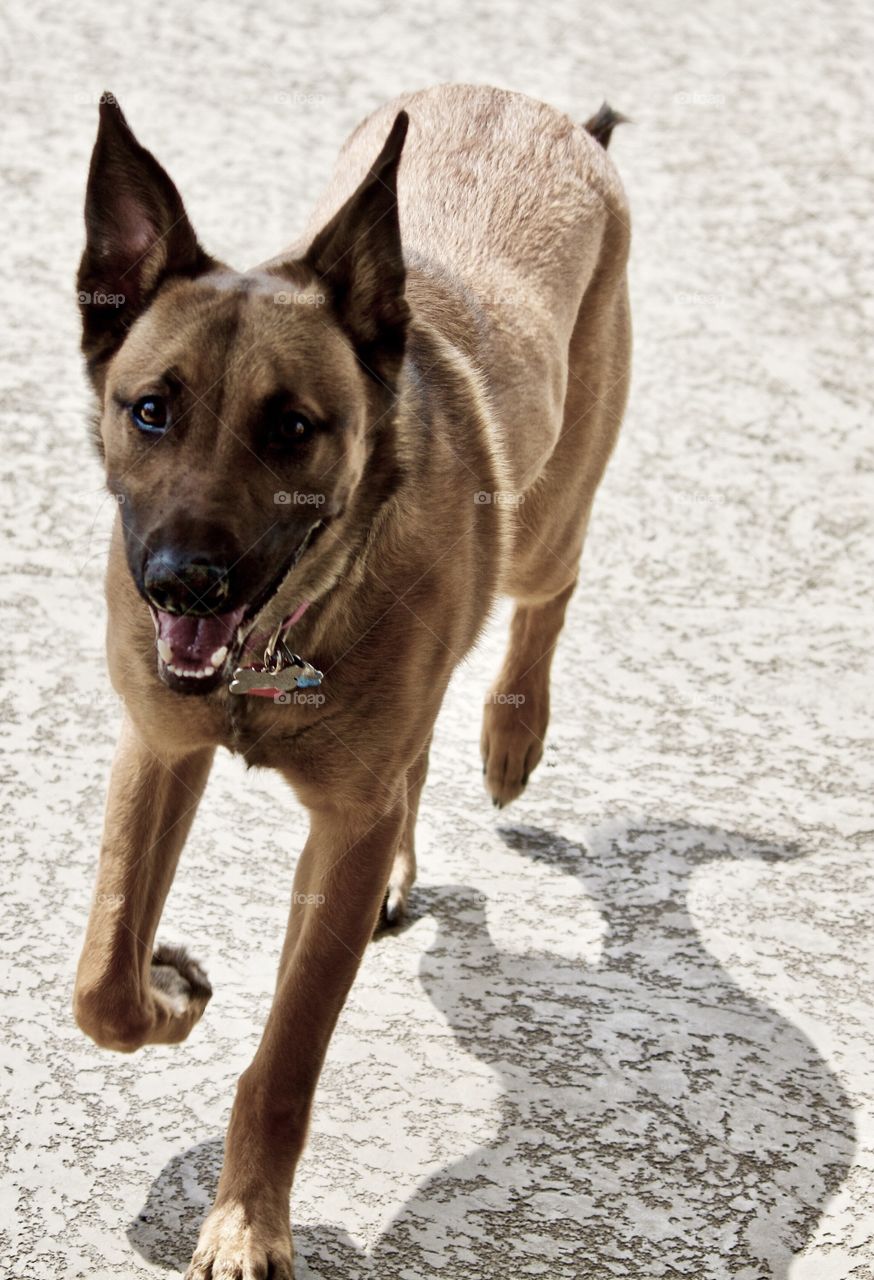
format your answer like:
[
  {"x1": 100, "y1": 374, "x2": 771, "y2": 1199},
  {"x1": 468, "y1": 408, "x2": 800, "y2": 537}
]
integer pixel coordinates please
[
  {"x1": 73, "y1": 716, "x2": 215, "y2": 1052},
  {"x1": 187, "y1": 788, "x2": 405, "y2": 1280}
]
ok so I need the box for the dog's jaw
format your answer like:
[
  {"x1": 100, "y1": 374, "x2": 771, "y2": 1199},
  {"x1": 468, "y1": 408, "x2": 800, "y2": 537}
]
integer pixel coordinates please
[
  {"x1": 151, "y1": 605, "x2": 245, "y2": 695},
  {"x1": 148, "y1": 518, "x2": 327, "y2": 697}
]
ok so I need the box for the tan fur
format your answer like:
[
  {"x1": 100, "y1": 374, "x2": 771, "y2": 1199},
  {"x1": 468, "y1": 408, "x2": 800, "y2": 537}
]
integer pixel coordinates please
[{"x1": 74, "y1": 84, "x2": 630, "y2": 1276}]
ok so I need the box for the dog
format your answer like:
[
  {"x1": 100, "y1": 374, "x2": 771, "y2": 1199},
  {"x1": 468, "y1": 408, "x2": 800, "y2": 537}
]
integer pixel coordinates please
[{"x1": 73, "y1": 85, "x2": 631, "y2": 1277}]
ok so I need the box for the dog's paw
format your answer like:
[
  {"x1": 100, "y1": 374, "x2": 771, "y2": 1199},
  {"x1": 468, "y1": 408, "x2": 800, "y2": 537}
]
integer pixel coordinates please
[
  {"x1": 375, "y1": 887, "x2": 404, "y2": 933},
  {"x1": 374, "y1": 845, "x2": 415, "y2": 933},
  {"x1": 481, "y1": 692, "x2": 546, "y2": 807},
  {"x1": 186, "y1": 1201, "x2": 293, "y2": 1280},
  {"x1": 150, "y1": 943, "x2": 212, "y2": 1034}
]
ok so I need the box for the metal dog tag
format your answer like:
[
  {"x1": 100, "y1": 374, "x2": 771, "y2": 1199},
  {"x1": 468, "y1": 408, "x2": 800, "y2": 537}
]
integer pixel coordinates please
[
  {"x1": 272, "y1": 655, "x2": 324, "y2": 691},
  {"x1": 278, "y1": 645, "x2": 323, "y2": 688},
  {"x1": 229, "y1": 654, "x2": 323, "y2": 696}
]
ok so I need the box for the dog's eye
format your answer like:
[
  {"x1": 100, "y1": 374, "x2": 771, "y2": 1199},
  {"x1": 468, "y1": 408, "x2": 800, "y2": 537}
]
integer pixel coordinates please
[
  {"x1": 268, "y1": 411, "x2": 316, "y2": 450},
  {"x1": 131, "y1": 396, "x2": 170, "y2": 434}
]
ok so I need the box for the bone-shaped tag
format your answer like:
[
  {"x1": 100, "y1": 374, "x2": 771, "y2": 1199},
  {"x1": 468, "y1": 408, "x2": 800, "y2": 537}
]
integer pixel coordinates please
[{"x1": 229, "y1": 657, "x2": 323, "y2": 696}]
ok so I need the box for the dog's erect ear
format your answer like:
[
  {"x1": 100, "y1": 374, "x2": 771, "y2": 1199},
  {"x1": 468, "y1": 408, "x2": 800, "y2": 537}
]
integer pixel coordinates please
[
  {"x1": 304, "y1": 111, "x2": 410, "y2": 382},
  {"x1": 77, "y1": 95, "x2": 213, "y2": 373}
]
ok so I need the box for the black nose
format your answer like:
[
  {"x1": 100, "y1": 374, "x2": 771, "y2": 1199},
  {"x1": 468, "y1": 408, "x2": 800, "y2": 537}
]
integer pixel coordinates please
[{"x1": 143, "y1": 551, "x2": 231, "y2": 616}]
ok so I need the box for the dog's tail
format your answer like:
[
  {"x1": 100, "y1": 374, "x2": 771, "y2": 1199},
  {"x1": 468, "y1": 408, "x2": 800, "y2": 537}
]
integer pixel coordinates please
[{"x1": 584, "y1": 102, "x2": 629, "y2": 149}]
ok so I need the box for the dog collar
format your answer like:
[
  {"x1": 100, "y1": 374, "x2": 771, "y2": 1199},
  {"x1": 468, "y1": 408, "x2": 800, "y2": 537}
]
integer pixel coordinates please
[{"x1": 228, "y1": 600, "x2": 323, "y2": 699}]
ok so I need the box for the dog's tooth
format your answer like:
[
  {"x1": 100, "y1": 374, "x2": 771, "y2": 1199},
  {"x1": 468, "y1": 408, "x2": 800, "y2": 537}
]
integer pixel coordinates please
[
  {"x1": 210, "y1": 646, "x2": 228, "y2": 668},
  {"x1": 157, "y1": 639, "x2": 173, "y2": 663},
  {"x1": 165, "y1": 661, "x2": 217, "y2": 680}
]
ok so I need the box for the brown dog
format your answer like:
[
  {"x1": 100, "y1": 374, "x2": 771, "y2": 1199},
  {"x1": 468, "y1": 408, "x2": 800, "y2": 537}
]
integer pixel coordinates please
[{"x1": 73, "y1": 85, "x2": 630, "y2": 1277}]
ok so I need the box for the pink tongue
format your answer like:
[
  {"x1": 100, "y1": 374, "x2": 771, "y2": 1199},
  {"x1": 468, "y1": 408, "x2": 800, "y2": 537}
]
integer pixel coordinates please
[{"x1": 155, "y1": 606, "x2": 247, "y2": 667}]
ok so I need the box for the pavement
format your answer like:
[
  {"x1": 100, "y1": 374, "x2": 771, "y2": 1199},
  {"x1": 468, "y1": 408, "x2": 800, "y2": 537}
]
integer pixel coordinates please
[{"x1": 1, "y1": 0, "x2": 872, "y2": 1276}]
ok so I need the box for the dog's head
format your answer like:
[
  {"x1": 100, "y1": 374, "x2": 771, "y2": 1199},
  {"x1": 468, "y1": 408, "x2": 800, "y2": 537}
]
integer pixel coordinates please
[{"x1": 78, "y1": 97, "x2": 410, "y2": 694}]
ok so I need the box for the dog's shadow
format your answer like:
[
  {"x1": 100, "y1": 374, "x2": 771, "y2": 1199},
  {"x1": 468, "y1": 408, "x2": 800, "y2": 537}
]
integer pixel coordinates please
[{"x1": 129, "y1": 820, "x2": 855, "y2": 1277}]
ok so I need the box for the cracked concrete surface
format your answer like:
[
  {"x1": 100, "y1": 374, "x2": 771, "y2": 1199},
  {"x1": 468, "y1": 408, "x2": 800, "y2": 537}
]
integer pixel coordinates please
[{"x1": 1, "y1": 0, "x2": 872, "y2": 1276}]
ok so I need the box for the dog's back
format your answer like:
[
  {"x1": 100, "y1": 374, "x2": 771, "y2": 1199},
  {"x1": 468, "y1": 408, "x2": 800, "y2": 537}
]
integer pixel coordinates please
[{"x1": 295, "y1": 84, "x2": 630, "y2": 487}]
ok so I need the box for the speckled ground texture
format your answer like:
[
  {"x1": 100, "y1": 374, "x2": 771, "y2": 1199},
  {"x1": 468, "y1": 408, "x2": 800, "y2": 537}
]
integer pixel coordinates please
[{"x1": 1, "y1": 0, "x2": 872, "y2": 1277}]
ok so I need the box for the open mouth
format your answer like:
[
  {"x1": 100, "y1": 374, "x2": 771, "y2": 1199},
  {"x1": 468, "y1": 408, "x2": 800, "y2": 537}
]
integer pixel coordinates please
[
  {"x1": 152, "y1": 605, "x2": 247, "y2": 692},
  {"x1": 150, "y1": 521, "x2": 325, "y2": 696}
]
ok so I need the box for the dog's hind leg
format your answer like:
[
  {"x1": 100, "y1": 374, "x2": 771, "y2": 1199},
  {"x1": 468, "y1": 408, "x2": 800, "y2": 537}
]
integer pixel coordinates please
[
  {"x1": 481, "y1": 582, "x2": 576, "y2": 807},
  {"x1": 73, "y1": 717, "x2": 215, "y2": 1052},
  {"x1": 378, "y1": 733, "x2": 432, "y2": 928},
  {"x1": 483, "y1": 250, "x2": 631, "y2": 808}
]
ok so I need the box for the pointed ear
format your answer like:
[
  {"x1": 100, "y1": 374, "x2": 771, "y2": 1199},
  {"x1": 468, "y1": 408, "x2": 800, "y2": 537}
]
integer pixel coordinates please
[
  {"x1": 304, "y1": 111, "x2": 410, "y2": 383},
  {"x1": 77, "y1": 95, "x2": 214, "y2": 372}
]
